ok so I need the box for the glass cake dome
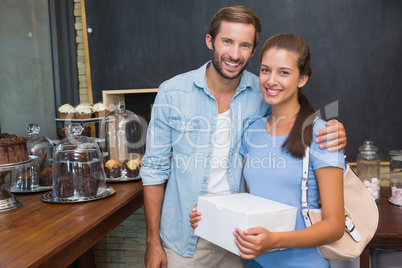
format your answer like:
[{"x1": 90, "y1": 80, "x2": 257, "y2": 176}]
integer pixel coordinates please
[
  {"x1": 52, "y1": 123, "x2": 107, "y2": 201},
  {"x1": 100, "y1": 100, "x2": 146, "y2": 181},
  {"x1": 26, "y1": 123, "x2": 54, "y2": 186}
]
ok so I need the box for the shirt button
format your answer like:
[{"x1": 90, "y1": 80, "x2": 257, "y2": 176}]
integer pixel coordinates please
[
  {"x1": 203, "y1": 179, "x2": 207, "y2": 182},
  {"x1": 228, "y1": 169, "x2": 231, "y2": 173},
  {"x1": 213, "y1": 108, "x2": 216, "y2": 111},
  {"x1": 210, "y1": 130, "x2": 213, "y2": 134}
]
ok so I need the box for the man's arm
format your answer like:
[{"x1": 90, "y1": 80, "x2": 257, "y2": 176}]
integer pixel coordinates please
[
  {"x1": 144, "y1": 184, "x2": 167, "y2": 268},
  {"x1": 140, "y1": 86, "x2": 172, "y2": 268},
  {"x1": 315, "y1": 119, "x2": 347, "y2": 152}
]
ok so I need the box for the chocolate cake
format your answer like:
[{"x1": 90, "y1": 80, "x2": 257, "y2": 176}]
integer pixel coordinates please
[
  {"x1": 39, "y1": 166, "x2": 52, "y2": 186},
  {"x1": 53, "y1": 177, "x2": 74, "y2": 198},
  {"x1": 75, "y1": 175, "x2": 100, "y2": 197},
  {"x1": 0, "y1": 133, "x2": 29, "y2": 165}
]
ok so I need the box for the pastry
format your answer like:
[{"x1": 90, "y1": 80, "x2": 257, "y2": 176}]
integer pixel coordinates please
[
  {"x1": 75, "y1": 107, "x2": 93, "y2": 119},
  {"x1": 39, "y1": 166, "x2": 52, "y2": 186},
  {"x1": 93, "y1": 102, "x2": 109, "y2": 117},
  {"x1": 76, "y1": 175, "x2": 100, "y2": 197},
  {"x1": 53, "y1": 177, "x2": 74, "y2": 198},
  {"x1": 58, "y1": 104, "x2": 75, "y2": 119},
  {"x1": 0, "y1": 133, "x2": 29, "y2": 165},
  {"x1": 105, "y1": 159, "x2": 122, "y2": 178},
  {"x1": 122, "y1": 159, "x2": 141, "y2": 177}
]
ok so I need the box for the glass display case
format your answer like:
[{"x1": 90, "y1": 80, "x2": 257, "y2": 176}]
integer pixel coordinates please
[
  {"x1": 100, "y1": 100, "x2": 146, "y2": 181},
  {"x1": 26, "y1": 123, "x2": 54, "y2": 186},
  {"x1": 51, "y1": 123, "x2": 108, "y2": 201}
]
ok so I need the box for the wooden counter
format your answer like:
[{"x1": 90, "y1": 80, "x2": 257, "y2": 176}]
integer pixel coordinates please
[
  {"x1": 0, "y1": 181, "x2": 143, "y2": 268},
  {"x1": 360, "y1": 186, "x2": 402, "y2": 268}
]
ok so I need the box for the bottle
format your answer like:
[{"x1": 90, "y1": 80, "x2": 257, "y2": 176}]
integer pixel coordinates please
[{"x1": 357, "y1": 141, "x2": 381, "y2": 203}]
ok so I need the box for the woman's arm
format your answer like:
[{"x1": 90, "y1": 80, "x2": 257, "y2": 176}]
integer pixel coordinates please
[{"x1": 234, "y1": 166, "x2": 344, "y2": 259}]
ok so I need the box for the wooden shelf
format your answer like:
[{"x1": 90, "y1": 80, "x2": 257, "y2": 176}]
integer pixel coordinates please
[{"x1": 102, "y1": 88, "x2": 158, "y2": 109}]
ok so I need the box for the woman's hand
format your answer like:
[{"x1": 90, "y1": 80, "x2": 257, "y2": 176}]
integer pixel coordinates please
[
  {"x1": 315, "y1": 119, "x2": 347, "y2": 152},
  {"x1": 233, "y1": 227, "x2": 276, "y2": 259},
  {"x1": 189, "y1": 203, "x2": 202, "y2": 232}
]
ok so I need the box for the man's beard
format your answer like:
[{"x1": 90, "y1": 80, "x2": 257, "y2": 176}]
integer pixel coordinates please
[{"x1": 211, "y1": 47, "x2": 249, "y2": 80}]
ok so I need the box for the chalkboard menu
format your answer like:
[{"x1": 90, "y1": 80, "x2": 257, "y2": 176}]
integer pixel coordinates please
[{"x1": 85, "y1": 0, "x2": 402, "y2": 161}]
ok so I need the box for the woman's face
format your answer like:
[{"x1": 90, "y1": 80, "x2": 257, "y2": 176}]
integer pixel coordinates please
[{"x1": 259, "y1": 48, "x2": 308, "y2": 107}]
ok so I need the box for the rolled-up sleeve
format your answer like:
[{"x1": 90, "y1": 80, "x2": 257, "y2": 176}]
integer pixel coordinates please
[{"x1": 141, "y1": 85, "x2": 172, "y2": 185}]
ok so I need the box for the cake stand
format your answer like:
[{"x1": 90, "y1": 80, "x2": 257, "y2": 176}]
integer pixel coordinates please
[{"x1": 0, "y1": 156, "x2": 39, "y2": 212}]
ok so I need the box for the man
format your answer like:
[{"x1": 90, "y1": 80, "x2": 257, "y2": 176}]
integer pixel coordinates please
[{"x1": 141, "y1": 5, "x2": 347, "y2": 268}]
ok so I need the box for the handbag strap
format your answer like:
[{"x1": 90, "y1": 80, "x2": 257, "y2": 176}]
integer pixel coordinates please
[
  {"x1": 300, "y1": 135, "x2": 362, "y2": 242},
  {"x1": 301, "y1": 146, "x2": 312, "y2": 228},
  {"x1": 301, "y1": 116, "x2": 317, "y2": 228}
]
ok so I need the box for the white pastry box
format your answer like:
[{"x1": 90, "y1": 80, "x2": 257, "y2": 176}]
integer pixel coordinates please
[{"x1": 195, "y1": 193, "x2": 297, "y2": 255}]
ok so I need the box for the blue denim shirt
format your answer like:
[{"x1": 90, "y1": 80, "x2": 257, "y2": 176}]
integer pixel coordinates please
[{"x1": 141, "y1": 62, "x2": 271, "y2": 257}]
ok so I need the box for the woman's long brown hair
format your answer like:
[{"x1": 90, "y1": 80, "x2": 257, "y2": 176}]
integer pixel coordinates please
[{"x1": 260, "y1": 33, "x2": 316, "y2": 158}]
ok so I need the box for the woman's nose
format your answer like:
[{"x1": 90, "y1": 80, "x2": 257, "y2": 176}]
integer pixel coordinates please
[{"x1": 268, "y1": 73, "x2": 277, "y2": 86}]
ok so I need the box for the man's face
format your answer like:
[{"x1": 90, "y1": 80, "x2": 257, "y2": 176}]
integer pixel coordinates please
[{"x1": 207, "y1": 21, "x2": 256, "y2": 80}]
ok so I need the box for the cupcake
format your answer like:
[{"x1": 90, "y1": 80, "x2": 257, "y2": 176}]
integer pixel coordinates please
[
  {"x1": 33, "y1": 152, "x2": 47, "y2": 171},
  {"x1": 75, "y1": 103, "x2": 93, "y2": 111},
  {"x1": 105, "y1": 159, "x2": 122, "y2": 178},
  {"x1": 123, "y1": 159, "x2": 141, "y2": 178},
  {"x1": 93, "y1": 102, "x2": 109, "y2": 118},
  {"x1": 75, "y1": 107, "x2": 93, "y2": 119},
  {"x1": 58, "y1": 104, "x2": 75, "y2": 119},
  {"x1": 39, "y1": 166, "x2": 52, "y2": 186}
]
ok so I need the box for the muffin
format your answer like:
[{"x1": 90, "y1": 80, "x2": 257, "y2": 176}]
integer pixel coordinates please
[
  {"x1": 39, "y1": 166, "x2": 52, "y2": 186},
  {"x1": 33, "y1": 152, "x2": 47, "y2": 170},
  {"x1": 122, "y1": 159, "x2": 141, "y2": 177},
  {"x1": 75, "y1": 107, "x2": 93, "y2": 119},
  {"x1": 93, "y1": 102, "x2": 109, "y2": 118},
  {"x1": 105, "y1": 159, "x2": 122, "y2": 178},
  {"x1": 58, "y1": 104, "x2": 75, "y2": 119}
]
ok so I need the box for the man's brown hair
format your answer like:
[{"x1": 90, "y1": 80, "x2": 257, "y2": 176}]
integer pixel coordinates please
[{"x1": 208, "y1": 5, "x2": 261, "y2": 52}]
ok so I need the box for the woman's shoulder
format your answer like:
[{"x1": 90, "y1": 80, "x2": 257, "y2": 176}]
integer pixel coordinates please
[
  {"x1": 247, "y1": 117, "x2": 268, "y2": 130},
  {"x1": 312, "y1": 118, "x2": 327, "y2": 134}
]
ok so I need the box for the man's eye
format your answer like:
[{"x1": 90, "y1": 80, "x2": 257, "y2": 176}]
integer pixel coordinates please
[{"x1": 280, "y1": 71, "x2": 289, "y2": 75}]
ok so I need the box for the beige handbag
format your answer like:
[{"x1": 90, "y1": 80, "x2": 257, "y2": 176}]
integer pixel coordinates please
[{"x1": 301, "y1": 146, "x2": 379, "y2": 260}]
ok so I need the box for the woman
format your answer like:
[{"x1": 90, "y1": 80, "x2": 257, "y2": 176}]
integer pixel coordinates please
[{"x1": 190, "y1": 33, "x2": 345, "y2": 268}]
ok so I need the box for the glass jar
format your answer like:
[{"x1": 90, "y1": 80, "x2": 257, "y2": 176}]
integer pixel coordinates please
[
  {"x1": 52, "y1": 123, "x2": 107, "y2": 201},
  {"x1": 389, "y1": 150, "x2": 402, "y2": 173},
  {"x1": 100, "y1": 100, "x2": 145, "y2": 180},
  {"x1": 26, "y1": 123, "x2": 54, "y2": 186},
  {"x1": 357, "y1": 141, "x2": 381, "y2": 203},
  {"x1": 389, "y1": 174, "x2": 402, "y2": 206}
]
